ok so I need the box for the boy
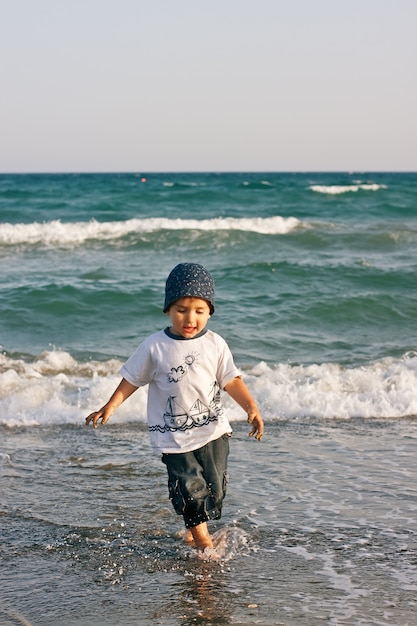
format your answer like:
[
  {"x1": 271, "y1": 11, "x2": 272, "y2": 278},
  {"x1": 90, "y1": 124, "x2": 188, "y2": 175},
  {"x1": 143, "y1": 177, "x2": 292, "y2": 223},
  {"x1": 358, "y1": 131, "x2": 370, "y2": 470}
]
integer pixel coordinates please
[{"x1": 86, "y1": 263, "x2": 264, "y2": 557}]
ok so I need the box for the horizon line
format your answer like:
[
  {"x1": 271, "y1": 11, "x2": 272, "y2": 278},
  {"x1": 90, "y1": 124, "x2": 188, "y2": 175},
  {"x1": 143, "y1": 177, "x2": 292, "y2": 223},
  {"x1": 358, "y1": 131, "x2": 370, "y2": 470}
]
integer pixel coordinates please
[{"x1": 1, "y1": 169, "x2": 416, "y2": 175}]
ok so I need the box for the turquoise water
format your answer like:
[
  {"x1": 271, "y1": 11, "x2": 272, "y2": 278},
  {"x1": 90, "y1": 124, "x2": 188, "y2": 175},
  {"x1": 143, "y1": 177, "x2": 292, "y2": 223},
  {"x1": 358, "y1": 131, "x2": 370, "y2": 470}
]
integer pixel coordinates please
[
  {"x1": 1, "y1": 173, "x2": 417, "y2": 625},
  {"x1": 1, "y1": 172, "x2": 417, "y2": 422}
]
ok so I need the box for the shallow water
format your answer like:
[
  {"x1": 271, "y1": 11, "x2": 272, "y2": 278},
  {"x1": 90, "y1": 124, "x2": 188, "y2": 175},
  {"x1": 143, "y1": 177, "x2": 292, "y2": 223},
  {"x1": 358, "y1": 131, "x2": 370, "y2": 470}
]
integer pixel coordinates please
[{"x1": 1, "y1": 419, "x2": 416, "y2": 625}]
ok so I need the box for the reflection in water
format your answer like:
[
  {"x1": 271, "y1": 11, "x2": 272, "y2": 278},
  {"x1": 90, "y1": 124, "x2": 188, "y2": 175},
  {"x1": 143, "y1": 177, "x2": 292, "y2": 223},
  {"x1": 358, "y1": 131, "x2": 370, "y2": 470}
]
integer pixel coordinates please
[{"x1": 176, "y1": 567, "x2": 232, "y2": 626}]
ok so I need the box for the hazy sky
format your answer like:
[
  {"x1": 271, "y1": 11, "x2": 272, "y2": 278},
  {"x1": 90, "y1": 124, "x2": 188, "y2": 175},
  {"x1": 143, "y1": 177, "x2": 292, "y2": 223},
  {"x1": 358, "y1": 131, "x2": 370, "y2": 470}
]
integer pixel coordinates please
[{"x1": 1, "y1": 0, "x2": 416, "y2": 172}]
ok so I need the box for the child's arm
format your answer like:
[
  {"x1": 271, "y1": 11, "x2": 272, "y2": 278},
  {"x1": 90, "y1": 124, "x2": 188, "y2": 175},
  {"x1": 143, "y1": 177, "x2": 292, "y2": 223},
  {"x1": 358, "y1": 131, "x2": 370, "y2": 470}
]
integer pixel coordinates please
[
  {"x1": 85, "y1": 378, "x2": 138, "y2": 429},
  {"x1": 224, "y1": 377, "x2": 264, "y2": 441}
]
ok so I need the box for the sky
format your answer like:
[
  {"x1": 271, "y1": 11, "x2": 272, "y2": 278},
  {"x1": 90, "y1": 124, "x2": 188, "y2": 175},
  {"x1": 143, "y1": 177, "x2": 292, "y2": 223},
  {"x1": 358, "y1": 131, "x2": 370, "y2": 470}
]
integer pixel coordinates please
[{"x1": 1, "y1": 0, "x2": 416, "y2": 172}]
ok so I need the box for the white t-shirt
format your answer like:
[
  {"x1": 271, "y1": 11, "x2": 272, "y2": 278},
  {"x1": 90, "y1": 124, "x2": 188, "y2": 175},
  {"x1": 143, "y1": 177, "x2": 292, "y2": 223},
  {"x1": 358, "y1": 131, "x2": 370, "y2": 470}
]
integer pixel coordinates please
[{"x1": 120, "y1": 328, "x2": 241, "y2": 454}]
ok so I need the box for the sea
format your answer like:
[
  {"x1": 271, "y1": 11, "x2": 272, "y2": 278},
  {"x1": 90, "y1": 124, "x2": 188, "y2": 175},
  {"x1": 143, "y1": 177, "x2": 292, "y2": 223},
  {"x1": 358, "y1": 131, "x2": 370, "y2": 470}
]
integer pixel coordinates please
[{"x1": 0, "y1": 172, "x2": 416, "y2": 626}]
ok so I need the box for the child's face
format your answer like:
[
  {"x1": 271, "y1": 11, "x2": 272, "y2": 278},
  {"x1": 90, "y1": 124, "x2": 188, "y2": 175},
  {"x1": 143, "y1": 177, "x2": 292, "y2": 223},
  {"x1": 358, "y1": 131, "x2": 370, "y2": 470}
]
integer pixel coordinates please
[{"x1": 166, "y1": 297, "x2": 211, "y2": 338}]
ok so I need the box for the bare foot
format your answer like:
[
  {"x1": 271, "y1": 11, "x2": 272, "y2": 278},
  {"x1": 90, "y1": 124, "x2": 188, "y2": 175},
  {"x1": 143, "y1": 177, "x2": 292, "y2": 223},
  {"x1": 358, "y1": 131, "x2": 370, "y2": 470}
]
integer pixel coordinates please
[
  {"x1": 184, "y1": 529, "x2": 195, "y2": 545},
  {"x1": 190, "y1": 522, "x2": 214, "y2": 551}
]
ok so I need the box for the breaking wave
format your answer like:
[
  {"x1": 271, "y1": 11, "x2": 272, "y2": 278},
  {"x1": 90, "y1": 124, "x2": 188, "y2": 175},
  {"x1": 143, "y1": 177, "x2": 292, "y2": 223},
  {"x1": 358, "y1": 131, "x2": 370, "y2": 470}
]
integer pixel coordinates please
[
  {"x1": 0, "y1": 216, "x2": 300, "y2": 247},
  {"x1": 309, "y1": 183, "x2": 387, "y2": 195}
]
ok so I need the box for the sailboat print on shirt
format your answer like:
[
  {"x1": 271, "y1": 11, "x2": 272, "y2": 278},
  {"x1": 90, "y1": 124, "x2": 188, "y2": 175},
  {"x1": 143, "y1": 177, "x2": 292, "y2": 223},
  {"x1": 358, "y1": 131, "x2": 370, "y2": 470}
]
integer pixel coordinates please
[
  {"x1": 163, "y1": 397, "x2": 189, "y2": 429},
  {"x1": 163, "y1": 395, "x2": 217, "y2": 430}
]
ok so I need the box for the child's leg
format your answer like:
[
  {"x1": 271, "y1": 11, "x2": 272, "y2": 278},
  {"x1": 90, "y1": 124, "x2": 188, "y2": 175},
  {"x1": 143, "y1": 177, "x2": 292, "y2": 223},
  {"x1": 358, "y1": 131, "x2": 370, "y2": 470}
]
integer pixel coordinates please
[
  {"x1": 190, "y1": 521, "x2": 213, "y2": 551},
  {"x1": 162, "y1": 435, "x2": 230, "y2": 552}
]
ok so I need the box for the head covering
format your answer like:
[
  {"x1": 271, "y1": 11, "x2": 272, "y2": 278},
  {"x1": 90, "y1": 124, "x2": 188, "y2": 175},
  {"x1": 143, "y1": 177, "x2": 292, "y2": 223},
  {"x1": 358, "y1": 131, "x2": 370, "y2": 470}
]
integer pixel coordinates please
[{"x1": 163, "y1": 263, "x2": 215, "y2": 314}]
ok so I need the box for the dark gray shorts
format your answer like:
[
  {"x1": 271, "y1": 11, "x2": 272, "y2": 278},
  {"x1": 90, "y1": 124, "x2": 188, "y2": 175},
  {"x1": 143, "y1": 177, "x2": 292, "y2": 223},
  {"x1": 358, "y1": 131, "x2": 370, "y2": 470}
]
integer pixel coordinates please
[{"x1": 161, "y1": 433, "x2": 230, "y2": 529}]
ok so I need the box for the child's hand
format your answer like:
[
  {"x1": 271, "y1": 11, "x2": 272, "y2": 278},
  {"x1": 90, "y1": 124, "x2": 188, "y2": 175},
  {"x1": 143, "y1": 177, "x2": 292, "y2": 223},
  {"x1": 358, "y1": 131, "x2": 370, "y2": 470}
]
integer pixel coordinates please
[
  {"x1": 85, "y1": 405, "x2": 114, "y2": 429},
  {"x1": 247, "y1": 409, "x2": 264, "y2": 441},
  {"x1": 223, "y1": 377, "x2": 264, "y2": 441}
]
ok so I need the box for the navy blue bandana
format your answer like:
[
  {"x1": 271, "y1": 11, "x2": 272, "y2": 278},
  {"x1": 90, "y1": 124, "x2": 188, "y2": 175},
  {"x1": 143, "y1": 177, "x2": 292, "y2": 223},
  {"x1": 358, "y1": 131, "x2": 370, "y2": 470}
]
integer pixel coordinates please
[{"x1": 163, "y1": 263, "x2": 215, "y2": 314}]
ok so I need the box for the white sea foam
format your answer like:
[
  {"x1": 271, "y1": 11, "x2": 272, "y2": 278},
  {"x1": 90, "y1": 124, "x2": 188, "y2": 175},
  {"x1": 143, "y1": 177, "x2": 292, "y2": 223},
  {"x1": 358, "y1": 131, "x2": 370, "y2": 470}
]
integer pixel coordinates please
[
  {"x1": 243, "y1": 356, "x2": 417, "y2": 420},
  {"x1": 0, "y1": 216, "x2": 300, "y2": 247},
  {"x1": 309, "y1": 184, "x2": 387, "y2": 195},
  {"x1": 0, "y1": 351, "x2": 147, "y2": 427},
  {"x1": 1, "y1": 350, "x2": 417, "y2": 427}
]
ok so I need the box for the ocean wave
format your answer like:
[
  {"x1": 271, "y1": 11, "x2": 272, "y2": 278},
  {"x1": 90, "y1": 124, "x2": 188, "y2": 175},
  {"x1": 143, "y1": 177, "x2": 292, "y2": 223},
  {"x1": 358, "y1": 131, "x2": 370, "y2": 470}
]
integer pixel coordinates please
[
  {"x1": 1, "y1": 350, "x2": 416, "y2": 427},
  {"x1": 241, "y1": 180, "x2": 274, "y2": 188},
  {"x1": 161, "y1": 181, "x2": 206, "y2": 187},
  {"x1": 0, "y1": 216, "x2": 300, "y2": 247},
  {"x1": 309, "y1": 184, "x2": 387, "y2": 195}
]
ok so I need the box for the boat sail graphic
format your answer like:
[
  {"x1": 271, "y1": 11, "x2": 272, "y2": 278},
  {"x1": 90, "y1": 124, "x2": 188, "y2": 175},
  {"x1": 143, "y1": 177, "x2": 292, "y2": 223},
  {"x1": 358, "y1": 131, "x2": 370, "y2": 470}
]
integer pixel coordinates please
[
  {"x1": 189, "y1": 399, "x2": 211, "y2": 425},
  {"x1": 163, "y1": 396, "x2": 215, "y2": 430},
  {"x1": 163, "y1": 396, "x2": 188, "y2": 429}
]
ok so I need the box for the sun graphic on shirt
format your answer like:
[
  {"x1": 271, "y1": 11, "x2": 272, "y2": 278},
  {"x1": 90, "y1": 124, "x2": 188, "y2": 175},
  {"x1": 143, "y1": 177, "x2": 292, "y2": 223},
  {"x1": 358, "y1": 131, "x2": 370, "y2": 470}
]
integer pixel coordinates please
[{"x1": 183, "y1": 352, "x2": 199, "y2": 368}]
